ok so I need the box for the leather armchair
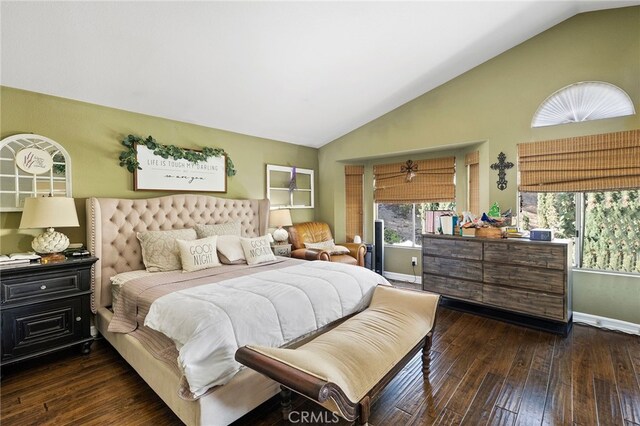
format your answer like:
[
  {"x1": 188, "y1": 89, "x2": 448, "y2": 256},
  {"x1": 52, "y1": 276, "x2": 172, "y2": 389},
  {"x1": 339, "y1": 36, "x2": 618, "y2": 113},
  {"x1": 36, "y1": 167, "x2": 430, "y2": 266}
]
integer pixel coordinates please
[{"x1": 288, "y1": 221, "x2": 365, "y2": 266}]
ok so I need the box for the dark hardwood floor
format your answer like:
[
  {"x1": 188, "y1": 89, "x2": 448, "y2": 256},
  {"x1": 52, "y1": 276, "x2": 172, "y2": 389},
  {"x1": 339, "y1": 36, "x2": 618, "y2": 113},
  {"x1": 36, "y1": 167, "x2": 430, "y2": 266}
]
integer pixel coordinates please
[{"x1": 2, "y1": 307, "x2": 639, "y2": 426}]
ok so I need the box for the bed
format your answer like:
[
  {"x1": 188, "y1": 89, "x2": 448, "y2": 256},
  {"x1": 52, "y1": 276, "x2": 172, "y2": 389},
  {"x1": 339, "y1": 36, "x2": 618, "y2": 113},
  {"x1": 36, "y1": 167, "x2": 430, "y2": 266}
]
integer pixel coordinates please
[{"x1": 86, "y1": 194, "x2": 387, "y2": 425}]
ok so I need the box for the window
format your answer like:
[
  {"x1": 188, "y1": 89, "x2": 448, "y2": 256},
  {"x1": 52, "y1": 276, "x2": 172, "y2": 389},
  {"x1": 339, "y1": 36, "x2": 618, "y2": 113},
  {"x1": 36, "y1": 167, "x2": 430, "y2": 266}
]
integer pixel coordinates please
[
  {"x1": 582, "y1": 191, "x2": 640, "y2": 273},
  {"x1": 377, "y1": 202, "x2": 456, "y2": 247},
  {"x1": 519, "y1": 190, "x2": 639, "y2": 274}
]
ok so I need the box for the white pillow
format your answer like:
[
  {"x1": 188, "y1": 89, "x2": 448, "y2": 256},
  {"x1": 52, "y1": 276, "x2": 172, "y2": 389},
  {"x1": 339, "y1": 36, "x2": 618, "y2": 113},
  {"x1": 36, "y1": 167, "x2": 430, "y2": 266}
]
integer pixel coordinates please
[
  {"x1": 137, "y1": 228, "x2": 197, "y2": 272},
  {"x1": 217, "y1": 235, "x2": 246, "y2": 264},
  {"x1": 176, "y1": 236, "x2": 221, "y2": 272},
  {"x1": 240, "y1": 235, "x2": 277, "y2": 265},
  {"x1": 194, "y1": 221, "x2": 241, "y2": 238},
  {"x1": 304, "y1": 239, "x2": 350, "y2": 255},
  {"x1": 331, "y1": 245, "x2": 351, "y2": 255}
]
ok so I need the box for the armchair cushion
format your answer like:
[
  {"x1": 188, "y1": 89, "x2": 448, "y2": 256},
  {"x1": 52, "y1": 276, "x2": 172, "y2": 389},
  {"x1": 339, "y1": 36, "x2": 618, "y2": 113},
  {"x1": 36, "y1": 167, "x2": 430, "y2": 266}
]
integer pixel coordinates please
[
  {"x1": 304, "y1": 239, "x2": 350, "y2": 255},
  {"x1": 288, "y1": 222, "x2": 365, "y2": 267}
]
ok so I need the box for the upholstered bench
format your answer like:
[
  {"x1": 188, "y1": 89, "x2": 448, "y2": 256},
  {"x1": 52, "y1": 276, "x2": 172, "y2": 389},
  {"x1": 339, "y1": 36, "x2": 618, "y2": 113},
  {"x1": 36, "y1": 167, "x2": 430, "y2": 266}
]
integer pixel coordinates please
[{"x1": 235, "y1": 285, "x2": 440, "y2": 425}]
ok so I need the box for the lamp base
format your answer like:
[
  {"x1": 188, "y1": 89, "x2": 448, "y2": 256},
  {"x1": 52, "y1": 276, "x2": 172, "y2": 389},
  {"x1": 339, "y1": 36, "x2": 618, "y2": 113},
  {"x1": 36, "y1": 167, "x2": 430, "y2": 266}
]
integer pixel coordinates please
[
  {"x1": 40, "y1": 252, "x2": 66, "y2": 264},
  {"x1": 272, "y1": 227, "x2": 289, "y2": 244},
  {"x1": 32, "y1": 227, "x2": 70, "y2": 254}
]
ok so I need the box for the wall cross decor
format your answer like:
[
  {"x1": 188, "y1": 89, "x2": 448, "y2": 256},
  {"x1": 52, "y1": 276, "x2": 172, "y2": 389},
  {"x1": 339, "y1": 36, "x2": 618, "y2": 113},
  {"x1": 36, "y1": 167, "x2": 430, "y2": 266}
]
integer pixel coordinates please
[
  {"x1": 401, "y1": 159, "x2": 418, "y2": 182},
  {"x1": 490, "y1": 152, "x2": 514, "y2": 191}
]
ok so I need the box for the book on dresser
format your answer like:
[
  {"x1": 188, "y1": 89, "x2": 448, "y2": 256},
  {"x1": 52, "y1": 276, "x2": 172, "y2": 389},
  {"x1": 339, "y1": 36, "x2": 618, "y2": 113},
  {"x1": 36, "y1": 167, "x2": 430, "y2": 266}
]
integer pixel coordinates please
[
  {"x1": 421, "y1": 234, "x2": 572, "y2": 335},
  {"x1": 0, "y1": 252, "x2": 41, "y2": 267}
]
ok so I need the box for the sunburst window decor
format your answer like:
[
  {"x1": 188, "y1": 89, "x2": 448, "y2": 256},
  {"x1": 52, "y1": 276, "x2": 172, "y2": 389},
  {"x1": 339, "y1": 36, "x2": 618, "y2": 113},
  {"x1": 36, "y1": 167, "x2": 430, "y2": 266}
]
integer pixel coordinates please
[{"x1": 531, "y1": 81, "x2": 635, "y2": 128}]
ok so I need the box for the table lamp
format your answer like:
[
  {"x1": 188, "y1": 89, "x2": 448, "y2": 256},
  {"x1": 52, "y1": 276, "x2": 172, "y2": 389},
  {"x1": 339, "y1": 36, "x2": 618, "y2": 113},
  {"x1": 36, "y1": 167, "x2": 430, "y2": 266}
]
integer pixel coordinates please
[
  {"x1": 269, "y1": 209, "x2": 292, "y2": 245},
  {"x1": 19, "y1": 196, "x2": 79, "y2": 262}
]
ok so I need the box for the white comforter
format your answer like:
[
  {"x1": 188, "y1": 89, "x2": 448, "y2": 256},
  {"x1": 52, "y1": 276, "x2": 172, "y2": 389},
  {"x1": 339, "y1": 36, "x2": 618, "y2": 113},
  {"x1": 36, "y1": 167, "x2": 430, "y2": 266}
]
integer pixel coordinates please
[{"x1": 144, "y1": 261, "x2": 389, "y2": 397}]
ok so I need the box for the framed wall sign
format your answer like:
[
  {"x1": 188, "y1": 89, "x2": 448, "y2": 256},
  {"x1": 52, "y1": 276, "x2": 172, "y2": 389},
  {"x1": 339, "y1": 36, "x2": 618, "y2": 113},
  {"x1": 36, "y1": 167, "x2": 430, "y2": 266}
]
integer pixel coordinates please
[{"x1": 134, "y1": 144, "x2": 227, "y2": 192}]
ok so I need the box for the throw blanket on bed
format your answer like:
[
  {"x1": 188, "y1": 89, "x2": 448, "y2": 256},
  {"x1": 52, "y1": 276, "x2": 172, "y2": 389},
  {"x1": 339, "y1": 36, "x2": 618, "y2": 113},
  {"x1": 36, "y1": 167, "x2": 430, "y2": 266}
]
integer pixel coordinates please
[
  {"x1": 108, "y1": 259, "x2": 295, "y2": 334},
  {"x1": 144, "y1": 261, "x2": 388, "y2": 398}
]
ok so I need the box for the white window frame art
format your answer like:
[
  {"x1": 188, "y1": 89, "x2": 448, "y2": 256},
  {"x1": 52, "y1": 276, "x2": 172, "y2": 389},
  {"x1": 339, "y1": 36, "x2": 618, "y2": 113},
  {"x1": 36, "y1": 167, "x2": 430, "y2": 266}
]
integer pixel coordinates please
[{"x1": 0, "y1": 134, "x2": 72, "y2": 212}]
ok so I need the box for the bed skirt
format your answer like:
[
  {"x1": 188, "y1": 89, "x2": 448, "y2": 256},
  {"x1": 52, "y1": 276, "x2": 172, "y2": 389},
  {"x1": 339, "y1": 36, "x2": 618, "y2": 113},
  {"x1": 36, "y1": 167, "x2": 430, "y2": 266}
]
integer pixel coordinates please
[{"x1": 96, "y1": 308, "x2": 280, "y2": 425}]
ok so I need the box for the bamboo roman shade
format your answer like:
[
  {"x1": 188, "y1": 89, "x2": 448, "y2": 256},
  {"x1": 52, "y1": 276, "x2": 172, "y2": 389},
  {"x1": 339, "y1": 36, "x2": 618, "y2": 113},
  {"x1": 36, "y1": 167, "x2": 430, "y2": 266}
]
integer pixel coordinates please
[
  {"x1": 518, "y1": 129, "x2": 640, "y2": 192},
  {"x1": 465, "y1": 151, "x2": 480, "y2": 215},
  {"x1": 373, "y1": 157, "x2": 455, "y2": 203},
  {"x1": 345, "y1": 165, "x2": 364, "y2": 241}
]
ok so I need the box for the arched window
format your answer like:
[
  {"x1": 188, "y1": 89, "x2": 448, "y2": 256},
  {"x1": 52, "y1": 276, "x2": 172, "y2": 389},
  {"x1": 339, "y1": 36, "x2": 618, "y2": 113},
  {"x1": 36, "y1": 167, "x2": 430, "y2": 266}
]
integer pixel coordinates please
[
  {"x1": 0, "y1": 134, "x2": 72, "y2": 212},
  {"x1": 531, "y1": 81, "x2": 635, "y2": 128}
]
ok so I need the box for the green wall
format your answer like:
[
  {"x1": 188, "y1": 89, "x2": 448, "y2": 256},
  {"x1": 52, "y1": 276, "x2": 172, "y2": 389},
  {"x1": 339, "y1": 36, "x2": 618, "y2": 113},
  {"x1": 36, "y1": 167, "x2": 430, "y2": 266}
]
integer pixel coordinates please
[
  {"x1": 0, "y1": 87, "x2": 318, "y2": 252},
  {"x1": 1, "y1": 7, "x2": 638, "y2": 324},
  {"x1": 318, "y1": 7, "x2": 640, "y2": 323}
]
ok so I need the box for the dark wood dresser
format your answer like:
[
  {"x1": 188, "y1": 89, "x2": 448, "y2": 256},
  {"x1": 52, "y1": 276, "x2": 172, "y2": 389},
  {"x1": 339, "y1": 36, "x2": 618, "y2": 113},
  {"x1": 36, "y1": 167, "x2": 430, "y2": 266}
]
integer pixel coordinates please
[
  {"x1": 422, "y1": 234, "x2": 572, "y2": 334},
  {"x1": 0, "y1": 256, "x2": 98, "y2": 366}
]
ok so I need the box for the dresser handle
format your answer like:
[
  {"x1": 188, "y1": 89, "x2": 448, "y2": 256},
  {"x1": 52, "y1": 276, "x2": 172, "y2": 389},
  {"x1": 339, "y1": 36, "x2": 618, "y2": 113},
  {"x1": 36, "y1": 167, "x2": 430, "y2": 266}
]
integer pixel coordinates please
[
  {"x1": 40, "y1": 285, "x2": 47, "y2": 290},
  {"x1": 76, "y1": 316, "x2": 82, "y2": 322}
]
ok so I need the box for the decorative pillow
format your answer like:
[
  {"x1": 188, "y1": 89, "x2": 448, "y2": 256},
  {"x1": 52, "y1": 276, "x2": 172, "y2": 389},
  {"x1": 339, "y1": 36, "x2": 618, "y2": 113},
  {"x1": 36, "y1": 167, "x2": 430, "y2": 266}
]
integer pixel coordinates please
[
  {"x1": 177, "y1": 236, "x2": 221, "y2": 272},
  {"x1": 137, "y1": 228, "x2": 197, "y2": 272},
  {"x1": 217, "y1": 235, "x2": 246, "y2": 264},
  {"x1": 331, "y1": 245, "x2": 351, "y2": 255},
  {"x1": 195, "y1": 222, "x2": 241, "y2": 239},
  {"x1": 304, "y1": 239, "x2": 351, "y2": 255},
  {"x1": 240, "y1": 235, "x2": 277, "y2": 265}
]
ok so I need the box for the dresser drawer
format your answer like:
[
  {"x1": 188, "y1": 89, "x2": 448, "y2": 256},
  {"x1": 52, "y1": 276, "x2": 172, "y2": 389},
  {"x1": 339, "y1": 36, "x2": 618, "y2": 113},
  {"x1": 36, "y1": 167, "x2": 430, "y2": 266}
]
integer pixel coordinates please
[
  {"x1": 423, "y1": 274, "x2": 482, "y2": 302},
  {"x1": 484, "y1": 241, "x2": 566, "y2": 270},
  {"x1": 483, "y1": 263, "x2": 565, "y2": 295},
  {"x1": 482, "y1": 284, "x2": 565, "y2": 321},
  {"x1": 2, "y1": 271, "x2": 84, "y2": 305},
  {"x1": 1, "y1": 296, "x2": 90, "y2": 361},
  {"x1": 422, "y1": 237, "x2": 482, "y2": 260},
  {"x1": 423, "y1": 256, "x2": 483, "y2": 282}
]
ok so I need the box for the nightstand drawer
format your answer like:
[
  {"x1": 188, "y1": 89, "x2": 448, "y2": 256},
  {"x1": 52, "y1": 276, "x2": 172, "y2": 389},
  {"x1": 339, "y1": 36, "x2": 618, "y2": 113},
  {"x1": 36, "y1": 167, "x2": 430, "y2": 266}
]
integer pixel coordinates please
[
  {"x1": 1, "y1": 296, "x2": 90, "y2": 361},
  {"x1": 2, "y1": 271, "x2": 84, "y2": 304}
]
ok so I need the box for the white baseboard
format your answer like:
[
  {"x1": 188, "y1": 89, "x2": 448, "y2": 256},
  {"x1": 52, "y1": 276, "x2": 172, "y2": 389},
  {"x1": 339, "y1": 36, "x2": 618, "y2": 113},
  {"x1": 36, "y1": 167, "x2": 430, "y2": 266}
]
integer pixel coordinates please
[
  {"x1": 573, "y1": 312, "x2": 640, "y2": 335},
  {"x1": 383, "y1": 271, "x2": 422, "y2": 285}
]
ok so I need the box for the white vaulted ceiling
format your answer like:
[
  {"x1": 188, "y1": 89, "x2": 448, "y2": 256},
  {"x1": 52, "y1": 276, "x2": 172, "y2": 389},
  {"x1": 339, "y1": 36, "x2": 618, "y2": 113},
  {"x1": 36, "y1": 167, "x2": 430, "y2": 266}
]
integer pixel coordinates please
[{"x1": 1, "y1": 1, "x2": 636, "y2": 148}]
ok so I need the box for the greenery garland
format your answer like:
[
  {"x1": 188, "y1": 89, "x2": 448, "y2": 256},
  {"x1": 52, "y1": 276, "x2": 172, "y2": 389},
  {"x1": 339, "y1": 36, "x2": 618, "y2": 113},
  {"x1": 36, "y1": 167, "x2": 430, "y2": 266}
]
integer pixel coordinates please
[{"x1": 118, "y1": 134, "x2": 236, "y2": 177}]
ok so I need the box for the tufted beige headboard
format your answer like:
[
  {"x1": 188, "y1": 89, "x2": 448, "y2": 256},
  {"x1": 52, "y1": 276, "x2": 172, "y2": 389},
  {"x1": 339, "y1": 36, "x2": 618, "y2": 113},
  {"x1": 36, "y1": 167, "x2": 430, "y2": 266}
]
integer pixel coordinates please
[{"x1": 86, "y1": 194, "x2": 270, "y2": 312}]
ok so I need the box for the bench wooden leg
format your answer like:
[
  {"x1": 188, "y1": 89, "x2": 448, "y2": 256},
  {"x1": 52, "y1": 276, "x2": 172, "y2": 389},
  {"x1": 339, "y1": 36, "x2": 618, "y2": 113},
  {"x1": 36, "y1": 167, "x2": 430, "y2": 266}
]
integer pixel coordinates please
[
  {"x1": 280, "y1": 385, "x2": 292, "y2": 420},
  {"x1": 358, "y1": 395, "x2": 370, "y2": 425},
  {"x1": 422, "y1": 331, "x2": 433, "y2": 378}
]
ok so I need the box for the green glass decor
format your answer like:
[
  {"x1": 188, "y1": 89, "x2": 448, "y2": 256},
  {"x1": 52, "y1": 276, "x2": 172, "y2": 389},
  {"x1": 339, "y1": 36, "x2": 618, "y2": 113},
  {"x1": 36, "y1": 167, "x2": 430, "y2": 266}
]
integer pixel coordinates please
[
  {"x1": 118, "y1": 134, "x2": 236, "y2": 177},
  {"x1": 488, "y1": 202, "x2": 500, "y2": 218}
]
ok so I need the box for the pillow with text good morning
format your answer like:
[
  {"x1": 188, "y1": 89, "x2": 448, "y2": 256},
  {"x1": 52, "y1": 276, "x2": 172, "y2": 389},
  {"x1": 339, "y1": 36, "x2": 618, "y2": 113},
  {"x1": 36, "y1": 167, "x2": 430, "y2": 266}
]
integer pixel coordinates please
[{"x1": 240, "y1": 235, "x2": 277, "y2": 265}]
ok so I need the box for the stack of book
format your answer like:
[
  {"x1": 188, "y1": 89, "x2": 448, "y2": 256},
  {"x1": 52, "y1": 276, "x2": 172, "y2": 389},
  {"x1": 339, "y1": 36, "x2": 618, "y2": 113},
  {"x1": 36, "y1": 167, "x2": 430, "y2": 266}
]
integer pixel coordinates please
[{"x1": 0, "y1": 252, "x2": 41, "y2": 266}]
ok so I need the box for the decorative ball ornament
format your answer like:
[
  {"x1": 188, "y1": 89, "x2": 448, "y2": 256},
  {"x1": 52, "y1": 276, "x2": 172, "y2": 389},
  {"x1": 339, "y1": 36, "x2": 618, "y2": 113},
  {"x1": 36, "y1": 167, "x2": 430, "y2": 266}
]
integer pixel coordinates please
[
  {"x1": 32, "y1": 227, "x2": 70, "y2": 253},
  {"x1": 272, "y1": 227, "x2": 289, "y2": 244}
]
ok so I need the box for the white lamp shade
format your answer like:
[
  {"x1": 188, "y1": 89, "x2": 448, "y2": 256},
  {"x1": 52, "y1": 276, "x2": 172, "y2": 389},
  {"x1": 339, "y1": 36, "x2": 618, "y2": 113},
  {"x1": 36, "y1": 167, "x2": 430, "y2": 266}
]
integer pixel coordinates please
[
  {"x1": 19, "y1": 197, "x2": 80, "y2": 229},
  {"x1": 269, "y1": 209, "x2": 293, "y2": 228}
]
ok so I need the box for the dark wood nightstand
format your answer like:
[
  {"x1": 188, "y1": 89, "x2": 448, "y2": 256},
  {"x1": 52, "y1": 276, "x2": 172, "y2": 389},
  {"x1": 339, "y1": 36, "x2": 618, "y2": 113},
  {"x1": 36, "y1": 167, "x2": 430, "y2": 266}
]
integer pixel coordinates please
[
  {"x1": 271, "y1": 244, "x2": 292, "y2": 257},
  {"x1": 0, "y1": 256, "x2": 98, "y2": 367}
]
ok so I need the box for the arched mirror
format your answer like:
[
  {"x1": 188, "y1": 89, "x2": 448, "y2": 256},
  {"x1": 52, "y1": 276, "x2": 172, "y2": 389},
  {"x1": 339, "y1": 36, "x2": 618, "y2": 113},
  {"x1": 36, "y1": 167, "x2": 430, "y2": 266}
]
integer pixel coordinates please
[{"x1": 0, "y1": 134, "x2": 72, "y2": 212}]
